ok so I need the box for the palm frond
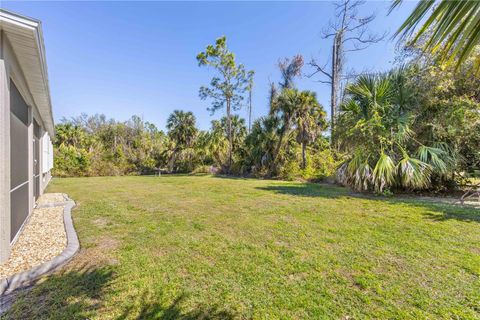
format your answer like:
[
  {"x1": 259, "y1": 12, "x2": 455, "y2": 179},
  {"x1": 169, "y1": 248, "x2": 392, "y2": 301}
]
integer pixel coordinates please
[
  {"x1": 372, "y1": 153, "x2": 396, "y2": 193},
  {"x1": 416, "y1": 145, "x2": 449, "y2": 175},
  {"x1": 393, "y1": 113, "x2": 414, "y2": 144},
  {"x1": 345, "y1": 151, "x2": 373, "y2": 191},
  {"x1": 344, "y1": 74, "x2": 394, "y2": 120},
  {"x1": 392, "y1": 0, "x2": 480, "y2": 70},
  {"x1": 397, "y1": 154, "x2": 432, "y2": 189}
]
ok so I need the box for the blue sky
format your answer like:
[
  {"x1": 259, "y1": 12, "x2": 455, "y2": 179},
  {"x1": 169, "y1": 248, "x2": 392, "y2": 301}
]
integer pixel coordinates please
[{"x1": 3, "y1": 1, "x2": 417, "y2": 131}]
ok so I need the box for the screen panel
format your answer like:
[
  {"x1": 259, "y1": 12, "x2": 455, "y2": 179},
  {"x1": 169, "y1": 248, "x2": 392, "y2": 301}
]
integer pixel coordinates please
[
  {"x1": 9, "y1": 80, "x2": 30, "y2": 241},
  {"x1": 10, "y1": 82, "x2": 28, "y2": 125},
  {"x1": 10, "y1": 183, "x2": 29, "y2": 241},
  {"x1": 10, "y1": 108, "x2": 29, "y2": 189}
]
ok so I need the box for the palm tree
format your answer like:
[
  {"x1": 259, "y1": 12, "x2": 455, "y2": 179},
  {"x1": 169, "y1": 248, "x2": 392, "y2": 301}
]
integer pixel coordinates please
[
  {"x1": 166, "y1": 110, "x2": 198, "y2": 172},
  {"x1": 167, "y1": 110, "x2": 197, "y2": 147},
  {"x1": 206, "y1": 123, "x2": 229, "y2": 168},
  {"x1": 245, "y1": 115, "x2": 282, "y2": 173},
  {"x1": 392, "y1": 0, "x2": 480, "y2": 70},
  {"x1": 269, "y1": 88, "x2": 329, "y2": 173},
  {"x1": 295, "y1": 91, "x2": 327, "y2": 169},
  {"x1": 269, "y1": 88, "x2": 302, "y2": 173},
  {"x1": 194, "y1": 131, "x2": 215, "y2": 166},
  {"x1": 55, "y1": 123, "x2": 87, "y2": 149},
  {"x1": 206, "y1": 115, "x2": 247, "y2": 170},
  {"x1": 336, "y1": 74, "x2": 396, "y2": 191},
  {"x1": 336, "y1": 71, "x2": 452, "y2": 192}
]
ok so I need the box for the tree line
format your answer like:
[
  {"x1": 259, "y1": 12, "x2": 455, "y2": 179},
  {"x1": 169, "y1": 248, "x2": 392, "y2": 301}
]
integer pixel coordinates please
[
  {"x1": 53, "y1": 44, "x2": 336, "y2": 180},
  {"x1": 53, "y1": 0, "x2": 480, "y2": 193}
]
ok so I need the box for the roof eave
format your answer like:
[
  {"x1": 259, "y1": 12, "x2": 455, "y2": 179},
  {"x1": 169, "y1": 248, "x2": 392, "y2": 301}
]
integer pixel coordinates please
[{"x1": 0, "y1": 9, "x2": 55, "y2": 137}]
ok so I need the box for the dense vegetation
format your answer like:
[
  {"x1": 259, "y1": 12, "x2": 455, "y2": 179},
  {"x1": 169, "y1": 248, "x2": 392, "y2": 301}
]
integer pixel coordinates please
[
  {"x1": 336, "y1": 57, "x2": 480, "y2": 193},
  {"x1": 53, "y1": 50, "x2": 480, "y2": 192},
  {"x1": 53, "y1": 3, "x2": 480, "y2": 193},
  {"x1": 53, "y1": 46, "x2": 337, "y2": 181}
]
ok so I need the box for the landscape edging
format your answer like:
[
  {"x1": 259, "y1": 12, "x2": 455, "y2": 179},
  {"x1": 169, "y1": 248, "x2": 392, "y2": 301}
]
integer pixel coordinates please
[{"x1": 0, "y1": 194, "x2": 79, "y2": 296}]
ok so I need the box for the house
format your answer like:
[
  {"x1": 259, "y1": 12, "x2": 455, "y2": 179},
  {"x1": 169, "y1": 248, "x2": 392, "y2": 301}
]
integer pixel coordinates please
[{"x1": 0, "y1": 10, "x2": 54, "y2": 263}]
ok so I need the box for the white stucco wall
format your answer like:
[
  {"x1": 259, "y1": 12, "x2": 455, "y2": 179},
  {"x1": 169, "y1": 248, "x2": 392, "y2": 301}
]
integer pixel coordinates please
[
  {"x1": 0, "y1": 28, "x2": 54, "y2": 263},
  {"x1": 0, "y1": 31, "x2": 12, "y2": 262}
]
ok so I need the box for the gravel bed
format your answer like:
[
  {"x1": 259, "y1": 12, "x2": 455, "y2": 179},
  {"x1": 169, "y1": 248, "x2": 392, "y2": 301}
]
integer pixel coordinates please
[
  {"x1": 0, "y1": 194, "x2": 67, "y2": 279},
  {"x1": 35, "y1": 193, "x2": 65, "y2": 206}
]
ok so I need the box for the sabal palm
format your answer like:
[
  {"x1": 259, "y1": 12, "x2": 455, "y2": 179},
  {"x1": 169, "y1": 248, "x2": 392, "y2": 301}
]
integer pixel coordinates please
[
  {"x1": 344, "y1": 74, "x2": 393, "y2": 121},
  {"x1": 166, "y1": 110, "x2": 197, "y2": 149},
  {"x1": 246, "y1": 116, "x2": 281, "y2": 170},
  {"x1": 166, "y1": 110, "x2": 198, "y2": 172},
  {"x1": 194, "y1": 131, "x2": 215, "y2": 165},
  {"x1": 392, "y1": 0, "x2": 480, "y2": 70},
  {"x1": 337, "y1": 71, "x2": 448, "y2": 192},
  {"x1": 269, "y1": 88, "x2": 303, "y2": 172},
  {"x1": 337, "y1": 74, "x2": 394, "y2": 154},
  {"x1": 295, "y1": 91, "x2": 327, "y2": 169},
  {"x1": 56, "y1": 123, "x2": 85, "y2": 148}
]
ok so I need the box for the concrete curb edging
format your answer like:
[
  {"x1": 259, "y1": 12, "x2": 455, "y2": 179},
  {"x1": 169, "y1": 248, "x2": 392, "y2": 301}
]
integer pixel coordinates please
[{"x1": 0, "y1": 194, "x2": 79, "y2": 296}]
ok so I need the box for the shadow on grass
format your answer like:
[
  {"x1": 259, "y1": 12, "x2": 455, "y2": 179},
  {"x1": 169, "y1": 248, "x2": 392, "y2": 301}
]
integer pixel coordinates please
[
  {"x1": 256, "y1": 183, "x2": 350, "y2": 198},
  {"x1": 212, "y1": 174, "x2": 253, "y2": 181},
  {"x1": 116, "y1": 292, "x2": 237, "y2": 320},
  {"x1": 392, "y1": 199, "x2": 480, "y2": 223},
  {"x1": 3, "y1": 264, "x2": 115, "y2": 319},
  {"x1": 361, "y1": 194, "x2": 480, "y2": 223},
  {"x1": 4, "y1": 264, "x2": 236, "y2": 319},
  {"x1": 257, "y1": 182, "x2": 480, "y2": 223}
]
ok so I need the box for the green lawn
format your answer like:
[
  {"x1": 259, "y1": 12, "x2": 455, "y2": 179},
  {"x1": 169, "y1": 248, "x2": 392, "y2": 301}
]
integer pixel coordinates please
[{"x1": 4, "y1": 175, "x2": 480, "y2": 319}]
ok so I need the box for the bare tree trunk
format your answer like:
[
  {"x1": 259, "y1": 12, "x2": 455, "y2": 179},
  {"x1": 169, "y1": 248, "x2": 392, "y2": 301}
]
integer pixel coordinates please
[
  {"x1": 301, "y1": 141, "x2": 307, "y2": 169},
  {"x1": 248, "y1": 89, "x2": 252, "y2": 133},
  {"x1": 226, "y1": 98, "x2": 232, "y2": 173},
  {"x1": 331, "y1": 33, "x2": 338, "y2": 133},
  {"x1": 308, "y1": 0, "x2": 385, "y2": 148},
  {"x1": 331, "y1": 32, "x2": 343, "y2": 146}
]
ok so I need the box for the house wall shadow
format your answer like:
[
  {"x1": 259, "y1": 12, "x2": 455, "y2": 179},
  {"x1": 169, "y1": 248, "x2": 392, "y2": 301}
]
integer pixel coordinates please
[
  {"x1": 3, "y1": 264, "x2": 237, "y2": 319},
  {"x1": 116, "y1": 292, "x2": 237, "y2": 320},
  {"x1": 3, "y1": 263, "x2": 115, "y2": 319}
]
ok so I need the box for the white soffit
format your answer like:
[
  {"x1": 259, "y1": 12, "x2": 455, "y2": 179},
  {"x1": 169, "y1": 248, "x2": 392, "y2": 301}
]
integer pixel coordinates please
[{"x1": 0, "y1": 9, "x2": 54, "y2": 137}]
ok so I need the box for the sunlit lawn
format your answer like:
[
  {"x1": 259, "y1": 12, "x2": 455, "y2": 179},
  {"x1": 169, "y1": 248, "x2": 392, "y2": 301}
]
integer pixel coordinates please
[{"x1": 5, "y1": 175, "x2": 480, "y2": 319}]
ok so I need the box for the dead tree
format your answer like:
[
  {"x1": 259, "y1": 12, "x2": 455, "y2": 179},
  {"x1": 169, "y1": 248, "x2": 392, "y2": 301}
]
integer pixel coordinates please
[
  {"x1": 308, "y1": 0, "x2": 386, "y2": 141},
  {"x1": 247, "y1": 76, "x2": 254, "y2": 133}
]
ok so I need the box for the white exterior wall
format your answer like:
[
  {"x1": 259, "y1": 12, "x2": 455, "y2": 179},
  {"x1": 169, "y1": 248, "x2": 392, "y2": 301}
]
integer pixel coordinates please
[
  {"x1": 42, "y1": 132, "x2": 53, "y2": 174},
  {"x1": 0, "y1": 31, "x2": 12, "y2": 262},
  {"x1": 41, "y1": 132, "x2": 53, "y2": 191},
  {"x1": 0, "y1": 29, "x2": 53, "y2": 263}
]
